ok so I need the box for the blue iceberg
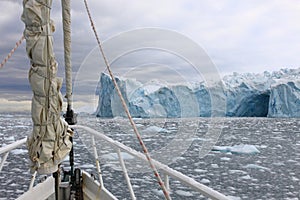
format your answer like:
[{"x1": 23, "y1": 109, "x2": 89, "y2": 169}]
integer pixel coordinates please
[{"x1": 95, "y1": 68, "x2": 300, "y2": 118}]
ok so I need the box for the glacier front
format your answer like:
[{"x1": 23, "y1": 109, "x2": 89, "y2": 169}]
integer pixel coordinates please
[{"x1": 95, "y1": 68, "x2": 300, "y2": 118}]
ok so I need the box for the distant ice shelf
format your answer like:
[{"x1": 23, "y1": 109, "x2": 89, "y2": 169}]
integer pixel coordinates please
[{"x1": 95, "y1": 68, "x2": 300, "y2": 118}]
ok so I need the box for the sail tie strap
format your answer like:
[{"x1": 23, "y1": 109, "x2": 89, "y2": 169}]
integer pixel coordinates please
[{"x1": 83, "y1": 0, "x2": 171, "y2": 199}]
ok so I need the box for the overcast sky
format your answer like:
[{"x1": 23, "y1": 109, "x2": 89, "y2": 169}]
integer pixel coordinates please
[{"x1": 1, "y1": 0, "x2": 300, "y2": 110}]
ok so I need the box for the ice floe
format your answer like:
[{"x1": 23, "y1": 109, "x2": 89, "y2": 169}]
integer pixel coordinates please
[
  {"x1": 200, "y1": 178, "x2": 210, "y2": 184},
  {"x1": 244, "y1": 164, "x2": 271, "y2": 171},
  {"x1": 102, "y1": 152, "x2": 135, "y2": 160},
  {"x1": 175, "y1": 190, "x2": 194, "y2": 197},
  {"x1": 141, "y1": 126, "x2": 170, "y2": 134},
  {"x1": 212, "y1": 144, "x2": 260, "y2": 154},
  {"x1": 11, "y1": 149, "x2": 27, "y2": 155}
]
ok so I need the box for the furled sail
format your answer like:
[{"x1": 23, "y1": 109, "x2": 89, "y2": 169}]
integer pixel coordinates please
[{"x1": 22, "y1": 0, "x2": 72, "y2": 174}]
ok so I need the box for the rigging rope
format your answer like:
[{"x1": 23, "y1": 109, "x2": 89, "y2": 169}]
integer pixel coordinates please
[
  {"x1": 83, "y1": 0, "x2": 172, "y2": 199},
  {"x1": 0, "y1": 35, "x2": 25, "y2": 69}
]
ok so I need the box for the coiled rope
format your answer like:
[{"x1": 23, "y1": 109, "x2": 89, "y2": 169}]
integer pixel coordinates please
[
  {"x1": 83, "y1": 0, "x2": 172, "y2": 199},
  {"x1": 0, "y1": 35, "x2": 25, "y2": 69}
]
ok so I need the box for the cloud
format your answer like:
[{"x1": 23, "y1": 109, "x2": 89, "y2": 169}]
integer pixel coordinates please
[
  {"x1": 0, "y1": 98, "x2": 31, "y2": 112},
  {"x1": 1, "y1": 0, "x2": 300, "y2": 107},
  {"x1": 0, "y1": 98, "x2": 96, "y2": 114}
]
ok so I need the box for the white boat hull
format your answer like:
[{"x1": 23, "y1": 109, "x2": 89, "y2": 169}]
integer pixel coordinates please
[{"x1": 16, "y1": 170, "x2": 118, "y2": 200}]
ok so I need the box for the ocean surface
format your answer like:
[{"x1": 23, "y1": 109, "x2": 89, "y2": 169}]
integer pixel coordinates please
[{"x1": 0, "y1": 113, "x2": 299, "y2": 200}]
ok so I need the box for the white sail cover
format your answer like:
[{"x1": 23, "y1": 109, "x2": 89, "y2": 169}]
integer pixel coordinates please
[{"x1": 22, "y1": 0, "x2": 72, "y2": 174}]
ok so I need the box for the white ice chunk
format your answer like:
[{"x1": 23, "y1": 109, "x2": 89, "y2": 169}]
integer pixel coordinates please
[
  {"x1": 102, "y1": 152, "x2": 135, "y2": 160},
  {"x1": 220, "y1": 157, "x2": 231, "y2": 161},
  {"x1": 5, "y1": 136, "x2": 15, "y2": 141},
  {"x1": 244, "y1": 164, "x2": 270, "y2": 171},
  {"x1": 200, "y1": 178, "x2": 211, "y2": 184},
  {"x1": 240, "y1": 175, "x2": 251, "y2": 180},
  {"x1": 175, "y1": 190, "x2": 194, "y2": 197},
  {"x1": 213, "y1": 144, "x2": 260, "y2": 154},
  {"x1": 211, "y1": 164, "x2": 219, "y2": 168},
  {"x1": 227, "y1": 195, "x2": 242, "y2": 200},
  {"x1": 11, "y1": 149, "x2": 27, "y2": 155},
  {"x1": 142, "y1": 126, "x2": 169, "y2": 134}
]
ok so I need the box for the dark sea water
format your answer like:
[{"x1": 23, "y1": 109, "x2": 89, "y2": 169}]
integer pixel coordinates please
[{"x1": 0, "y1": 113, "x2": 299, "y2": 200}]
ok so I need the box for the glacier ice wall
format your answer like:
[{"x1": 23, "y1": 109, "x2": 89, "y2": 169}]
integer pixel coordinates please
[
  {"x1": 268, "y1": 82, "x2": 300, "y2": 117},
  {"x1": 95, "y1": 68, "x2": 300, "y2": 118}
]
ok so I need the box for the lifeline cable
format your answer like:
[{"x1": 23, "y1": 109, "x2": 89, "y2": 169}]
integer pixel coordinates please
[
  {"x1": 0, "y1": 35, "x2": 25, "y2": 69},
  {"x1": 83, "y1": 0, "x2": 172, "y2": 199}
]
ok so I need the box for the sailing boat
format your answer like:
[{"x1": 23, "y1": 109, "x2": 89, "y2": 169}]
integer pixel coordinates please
[{"x1": 0, "y1": 0, "x2": 230, "y2": 199}]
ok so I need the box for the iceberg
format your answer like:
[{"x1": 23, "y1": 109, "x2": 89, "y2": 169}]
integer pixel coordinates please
[
  {"x1": 95, "y1": 68, "x2": 300, "y2": 118},
  {"x1": 268, "y1": 81, "x2": 300, "y2": 117}
]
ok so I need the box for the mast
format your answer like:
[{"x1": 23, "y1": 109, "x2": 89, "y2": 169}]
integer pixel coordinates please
[
  {"x1": 61, "y1": 0, "x2": 77, "y2": 122},
  {"x1": 61, "y1": 0, "x2": 72, "y2": 108},
  {"x1": 62, "y1": 0, "x2": 77, "y2": 125},
  {"x1": 61, "y1": 1, "x2": 82, "y2": 199}
]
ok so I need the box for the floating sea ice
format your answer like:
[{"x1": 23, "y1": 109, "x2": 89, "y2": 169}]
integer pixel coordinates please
[
  {"x1": 287, "y1": 159, "x2": 297, "y2": 164},
  {"x1": 142, "y1": 126, "x2": 169, "y2": 134},
  {"x1": 102, "y1": 152, "x2": 135, "y2": 160},
  {"x1": 135, "y1": 123, "x2": 144, "y2": 127},
  {"x1": 15, "y1": 189, "x2": 24, "y2": 194},
  {"x1": 220, "y1": 157, "x2": 231, "y2": 161},
  {"x1": 211, "y1": 164, "x2": 219, "y2": 168},
  {"x1": 175, "y1": 190, "x2": 194, "y2": 197},
  {"x1": 272, "y1": 162, "x2": 284, "y2": 166},
  {"x1": 227, "y1": 195, "x2": 242, "y2": 200},
  {"x1": 212, "y1": 144, "x2": 260, "y2": 155},
  {"x1": 14, "y1": 125, "x2": 28, "y2": 128},
  {"x1": 240, "y1": 175, "x2": 251, "y2": 180},
  {"x1": 228, "y1": 170, "x2": 247, "y2": 175},
  {"x1": 194, "y1": 169, "x2": 207, "y2": 173},
  {"x1": 244, "y1": 164, "x2": 271, "y2": 171},
  {"x1": 259, "y1": 145, "x2": 268, "y2": 149},
  {"x1": 200, "y1": 178, "x2": 210, "y2": 184},
  {"x1": 152, "y1": 188, "x2": 165, "y2": 196},
  {"x1": 80, "y1": 164, "x2": 94, "y2": 169},
  {"x1": 5, "y1": 136, "x2": 15, "y2": 141},
  {"x1": 230, "y1": 145, "x2": 260, "y2": 154},
  {"x1": 11, "y1": 149, "x2": 27, "y2": 155},
  {"x1": 133, "y1": 118, "x2": 143, "y2": 121}
]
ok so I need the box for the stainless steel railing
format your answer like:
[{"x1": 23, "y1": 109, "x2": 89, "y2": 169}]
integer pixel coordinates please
[
  {"x1": 0, "y1": 138, "x2": 27, "y2": 172},
  {"x1": 73, "y1": 125, "x2": 230, "y2": 200},
  {"x1": 0, "y1": 125, "x2": 230, "y2": 200}
]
